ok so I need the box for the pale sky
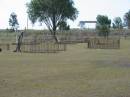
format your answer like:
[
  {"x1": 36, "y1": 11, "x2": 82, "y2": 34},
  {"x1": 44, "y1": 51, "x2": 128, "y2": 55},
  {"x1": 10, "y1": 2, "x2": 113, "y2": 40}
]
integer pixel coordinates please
[{"x1": 0, "y1": 0, "x2": 130, "y2": 29}]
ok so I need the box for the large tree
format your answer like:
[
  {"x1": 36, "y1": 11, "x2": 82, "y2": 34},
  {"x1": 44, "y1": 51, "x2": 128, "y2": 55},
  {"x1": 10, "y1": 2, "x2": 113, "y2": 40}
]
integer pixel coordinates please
[
  {"x1": 96, "y1": 15, "x2": 111, "y2": 37},
  {"x1": 9, "y1": 12, "x2": 19, "y2": 32},
  {"x1": 27, "y1": 0, "x2": 78, "y2": 42},
  {"x1": 124, "y1": 10, "x2": 130, "y2": 29},
  {"x1": 113, "y1": 17, "x2": 123, "y2": 29}
]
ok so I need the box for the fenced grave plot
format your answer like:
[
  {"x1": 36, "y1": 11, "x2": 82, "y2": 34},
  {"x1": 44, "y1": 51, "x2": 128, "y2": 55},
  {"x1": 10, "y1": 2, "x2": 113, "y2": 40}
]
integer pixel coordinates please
[
  {"x1": 20, "y1": 39, "x2": 67, "y2": 53},
  {"x1": 0, "y1": 43, "x2": 10, "y2": 51},
  {"x1": 88, "y1": 37, "x2": 120, "y2": 49}
]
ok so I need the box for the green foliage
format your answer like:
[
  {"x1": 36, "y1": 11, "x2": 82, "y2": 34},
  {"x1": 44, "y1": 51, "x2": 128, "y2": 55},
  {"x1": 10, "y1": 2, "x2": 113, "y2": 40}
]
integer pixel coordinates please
[
  {"x1": 27, "y1": 0, "x2": 78, "y2": 41},
  {"x1": 96, "y1": 15, "x2": 111, "y2": 37},
  {"x1": 9, "y1": 12, "x2": 19, "y2": 31},
  {"x1": 124, "y1": 10, "x2": 130, "y2": 29},
  {"x1": 58, "y1": 21, "x2": 70, "y2": 31},
  {"x1": 113, "y1": 17, "x2": 123, "y2": 29}
]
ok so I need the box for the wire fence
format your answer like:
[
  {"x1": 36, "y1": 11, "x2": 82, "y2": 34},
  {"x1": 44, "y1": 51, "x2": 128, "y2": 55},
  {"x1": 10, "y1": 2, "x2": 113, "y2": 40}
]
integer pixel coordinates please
[
  {"x1": 88, "y1": 37, "x2": 120, "y2": 49},
  {"x1": 20, "y1": 39, "x2": 67, "y2": 53}
]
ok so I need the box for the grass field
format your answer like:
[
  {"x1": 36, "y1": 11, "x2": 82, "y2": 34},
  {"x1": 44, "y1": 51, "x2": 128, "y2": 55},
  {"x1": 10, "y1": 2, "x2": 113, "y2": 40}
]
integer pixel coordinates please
[{"x1": 0, "y1": 38, "x2": 130, "y2": 97}]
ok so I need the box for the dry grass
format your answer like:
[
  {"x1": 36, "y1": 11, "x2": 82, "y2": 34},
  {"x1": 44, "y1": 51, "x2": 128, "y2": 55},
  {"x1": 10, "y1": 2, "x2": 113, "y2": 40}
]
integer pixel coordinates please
[{"x1": 0, "y1": 38, "x2": 130, "y2": 97}]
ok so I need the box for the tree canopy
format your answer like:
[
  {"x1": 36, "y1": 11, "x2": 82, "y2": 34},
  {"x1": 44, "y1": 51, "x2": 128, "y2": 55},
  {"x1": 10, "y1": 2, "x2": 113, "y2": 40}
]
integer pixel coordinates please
[
  {"x1": 124, "y1": 10, "x2": 130, "y2": 29},
  {"x1": 96, "y1": 15, "x2": 111, "y2": 37},
  {"x1": 113, "y1": 17, "x2": 123, "y2": 29},
  {"x1": 27, "y1": 0, "x2": 78, "y2": 41},
  {"x1": 9, "y1": 12, "x2": 19, "y2": 31}
]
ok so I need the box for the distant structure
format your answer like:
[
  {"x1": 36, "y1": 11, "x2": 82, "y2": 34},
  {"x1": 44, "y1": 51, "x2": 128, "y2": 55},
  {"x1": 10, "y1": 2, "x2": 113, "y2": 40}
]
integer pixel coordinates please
[{"x1": 79, "y1": 21, "x2": 97, "y2": 29}]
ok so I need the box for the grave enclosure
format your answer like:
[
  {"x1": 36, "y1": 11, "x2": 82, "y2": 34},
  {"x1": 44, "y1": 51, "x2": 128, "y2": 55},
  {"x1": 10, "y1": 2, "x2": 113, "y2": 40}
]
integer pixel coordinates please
[
  {"x1": 20, "y1": 39, "x2": 67, "y2": 53},
  {"x1": 88, "y1": 37, "x2": 120, "y2": 49}
]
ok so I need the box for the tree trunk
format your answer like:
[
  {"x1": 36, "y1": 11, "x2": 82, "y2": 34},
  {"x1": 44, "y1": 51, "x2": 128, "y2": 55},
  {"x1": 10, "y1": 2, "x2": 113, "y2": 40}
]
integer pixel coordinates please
[
  {"x1": 53, "y1": 34, "x2": 58, "y2": 43},
  {"x1": 52, "y1": 14, "x2": 58, "y2": 43},
  {"x1": 53, "y1": 29, "x2": 58, "y2": 43},
  {"x1": 128, "y1": 21, "x2": 130, "y2": 29}
]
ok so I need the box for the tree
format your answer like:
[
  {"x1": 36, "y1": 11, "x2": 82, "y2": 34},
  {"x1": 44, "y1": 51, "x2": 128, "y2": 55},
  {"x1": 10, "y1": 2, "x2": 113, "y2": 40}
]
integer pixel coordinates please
[
  {"x1": 58, "y1": 21, "x2": 70, "y2": 31},
  {"x1": 113, "y1": 17, "x2": 123, "y2": 29},
  {"x1": 96, "y1": 15, "x2": 111, "y2": 37},
  {"x1": 27, "y1": 0, "x2": 78, "y2": 42},
  {"x1": 14, "y1": 32, "x2": 24, "y2": 52},
  {"x1": 9, "y1": 12, "x2": 19, "y2": 32},
  {"x1": 124, "y1": 10, "x2": 130, "y2": 29}
]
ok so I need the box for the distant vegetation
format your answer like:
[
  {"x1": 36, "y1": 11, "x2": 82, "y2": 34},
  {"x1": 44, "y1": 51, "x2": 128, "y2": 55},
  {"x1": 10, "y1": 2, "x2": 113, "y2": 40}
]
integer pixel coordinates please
[
  {"x1": 9, "y1": 12, "x2": 19, "y2": 32},
  {"x1": 113, "y1": 17, "x2": 123, "y2": 29},
  {"x1": 96, "y1": 15, "x2": 111, "y2": 37},
  {"x1": 124, "y1": 10, "x2": 130, "y2": 29}
]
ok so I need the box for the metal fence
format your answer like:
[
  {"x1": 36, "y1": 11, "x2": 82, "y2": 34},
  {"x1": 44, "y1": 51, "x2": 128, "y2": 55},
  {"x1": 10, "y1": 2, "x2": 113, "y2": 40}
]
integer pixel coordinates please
[
  {"x1": 88, "y1": 37, "x2": 120, "y2": 49},
  {"x1": 20, "y1": 39, "x2": 67, "y2": 53}
]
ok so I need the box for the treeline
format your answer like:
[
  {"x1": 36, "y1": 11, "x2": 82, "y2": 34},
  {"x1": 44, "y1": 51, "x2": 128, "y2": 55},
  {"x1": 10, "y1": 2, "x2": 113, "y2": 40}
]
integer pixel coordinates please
[{"x1": 3, "y1": 0, "x2": 130, "y2": 38}]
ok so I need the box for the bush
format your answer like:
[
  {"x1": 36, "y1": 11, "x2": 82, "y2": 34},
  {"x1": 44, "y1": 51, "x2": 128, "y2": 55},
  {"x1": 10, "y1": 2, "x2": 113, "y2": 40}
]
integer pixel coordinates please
[{"x1": 0, "y1": 48, "x2": 2, "y2": 52}]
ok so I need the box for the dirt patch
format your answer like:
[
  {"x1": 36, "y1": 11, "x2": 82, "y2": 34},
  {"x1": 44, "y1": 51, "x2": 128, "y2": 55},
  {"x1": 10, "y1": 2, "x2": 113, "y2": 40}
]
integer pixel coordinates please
[
  {"x1": 94, "y1": 59, "x2": 130, "y2": 68},
  {"x1": 117, "y1": 60, "x2": 130, "y2": 67}
]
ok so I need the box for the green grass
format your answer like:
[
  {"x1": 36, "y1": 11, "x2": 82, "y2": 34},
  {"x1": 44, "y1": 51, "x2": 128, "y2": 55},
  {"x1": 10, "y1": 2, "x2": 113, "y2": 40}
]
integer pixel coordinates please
[{"x1": 0, "y1": 38, "x2": 130, "y2": 97}]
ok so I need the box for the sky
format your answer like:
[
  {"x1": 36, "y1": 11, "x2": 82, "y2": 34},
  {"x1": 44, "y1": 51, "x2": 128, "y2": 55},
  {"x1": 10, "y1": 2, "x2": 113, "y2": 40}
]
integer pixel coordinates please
[{"x1": 0, "y1": 0, "x2": 130, "y2": 29}]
